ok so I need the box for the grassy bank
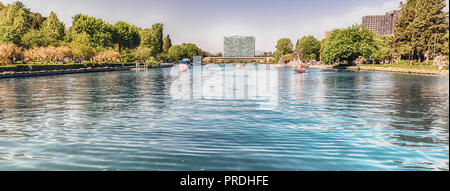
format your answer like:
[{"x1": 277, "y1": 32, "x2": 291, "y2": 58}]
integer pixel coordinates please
[
  {"x1": 349, "y1": 62, "x2": 449, "y2": 75},
  {"x1": 0, "y1": 62, "x2": 162, "y2": 73}
]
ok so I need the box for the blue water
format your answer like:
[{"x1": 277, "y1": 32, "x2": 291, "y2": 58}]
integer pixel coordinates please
[{"x1": 0, "y1": 64, "x2": 448, "y2": 171}]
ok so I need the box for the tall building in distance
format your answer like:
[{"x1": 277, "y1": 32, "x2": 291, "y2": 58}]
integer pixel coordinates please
[
  {"x1": 362, "y1": 10, "x2": 401, "y2": 35},
  {"x1": 324, "y1": 31, "x2": 331, "y2": 39},
  {"x1": 223, "y1": 35, "x2": 255, "y2": 57}
]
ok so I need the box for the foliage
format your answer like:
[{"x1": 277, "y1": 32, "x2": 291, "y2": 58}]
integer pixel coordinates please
[
  {"x1": 71, "y1": 32, "x2": 96, "y2": 60},
  {"x1": 21, "y1": 29, "x2": 58, "y2": 48},
  {"x1": 163, "y1": 34, "x2": 172, "y2": 53},
  {"x1": 23, "y1": 46, "x2": 72, "y2": 62},
  {"x1": 373, "y1": 35, "x2": 394, "y2": 62},
  {"x1": 113, "y1": 21, "x2": 141, "y2": 52},
  {"x1": 93, "y1": 50, "x2": 121, "y2": 62},
  {"x1": 393, "y1": 0, "x2": 449, "y2": 60},
  {"x1": 167, "y1": 43, "x2": 203, "y2": 62},
  {"x1": 168, "y1": 45, "x2": 187, "y2": 62},
  {"x1": 40, "y1": 11, "x2": 65, "y2": 41},
  {"x1": 0, "y1": 4, "x2": 30, "y2": 45},
  {"x1": 321, "y1": 25, "x2": 378, "y2": 64},
  {"x1": 133, "y1": 46, "x2": 152, "y2": 62},
  {"x1": 0, "y1": 43, "x2": 22, "y2": 65},
  {"x1": 72, "y1": 14, "x2": 114, "y2": 49},
  {"x1": 295, "y1": 35, "x2": 320, "y2": 61},
  {"x1": 150, "y1": 23, "x2": 164, "y2": 56},
  {"x1": 274, "y1": 38, "x2": 293, "y2": 60}
]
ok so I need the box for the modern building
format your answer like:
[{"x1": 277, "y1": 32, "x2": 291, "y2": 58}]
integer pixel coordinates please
[
  {"x1": 362, "y1": 10, "x2": 401, "y2": 35},
  {"x1": 223, "y1": 35, "x2": 255, "y2": 57},
  {"x1": 324, "y1": 31, "x2": 331, "y2": 39}
]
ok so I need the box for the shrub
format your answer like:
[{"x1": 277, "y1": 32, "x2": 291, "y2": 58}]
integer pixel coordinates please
[
  {"x1": 23, "y1": 46, "x2": 73, "y2": 62},
  {"x1": 93, "y1": 50, "x2": 121, "y2": 62},
  {"x1": 0, "y1": 43, "x2": 22, "y2": 65}
]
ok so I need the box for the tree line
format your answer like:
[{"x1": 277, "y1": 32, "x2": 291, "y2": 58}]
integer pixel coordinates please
[
  {"x1": 0, "y1": 1, "x2": 205, "y2": 65},
  {"x1": 274, "y1": 0, "x2": 449, "y2": 65}
]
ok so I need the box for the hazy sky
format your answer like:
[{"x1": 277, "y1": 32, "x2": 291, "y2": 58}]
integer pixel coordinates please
[{"x1": 2, "y1": 0, "x2": 445, "y2": 52}]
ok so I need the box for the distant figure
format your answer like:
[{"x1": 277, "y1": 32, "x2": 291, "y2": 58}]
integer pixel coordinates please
[
  {"x1": 204, "y1": 65, "x2": 209, "y2": 70},
  {"x1": 236, "y1": 64, "x2": 243, "y2": 69},
  {"x1": 180, "y1": 64, "x2": 188, "y2": 72},
  {"x1": 297, "y1": 64, "x2": 303, "y2": 71}
]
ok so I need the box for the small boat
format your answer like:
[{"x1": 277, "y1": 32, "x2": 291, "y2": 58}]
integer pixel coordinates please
[{"x1": 294, "y1": 69, "x2": 308, "y2": 73}]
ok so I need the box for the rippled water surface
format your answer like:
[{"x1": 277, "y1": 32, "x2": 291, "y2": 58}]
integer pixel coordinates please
[{"x1": 0, "y1": 64, "x2": 448, "y2": 171}]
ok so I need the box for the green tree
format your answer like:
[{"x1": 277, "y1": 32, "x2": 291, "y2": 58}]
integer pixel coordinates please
[
  {"x1": 40, "y1": 11, "x2": 65, "y2": 41},
  {"x1": 275, "y1": 38, "x2": 293, "y2": 60},
  {"x1": 393, "y1": 0, "x2": 448, "y2": 61},
  {"x1": 0, "y1": 4, "x2": 30, "y2": 45},
  {"x1": 373, "y1": 35, "x2": 394, "y2": 63},
  {"x1": 21, "y1": 29, "x2": 58, "y2": 48},
  {"x1": 133, "y1": 46, "x2": 152, "y2": 62},
  {"x1": 12, "y1": 1, "x2": 46, "y2": 30},
  {"x1": 28, "y1": 12, "x2": 46, "y2": 30},
  {"x1": 163, "y1": 34, "x2": 172, "y2": 53},
  {"x1": 295, "y1": 35, "x2": 321, "y2": 61},
  {"x1": 184, "y1": 43, "x2": 203, "y2": 59},
  {"x1": 112, "y1": 21, "x2": 141, "y2": 52},
  {"x1": 413, "y1": 0, "x2": 448, "y2": 60},
  {"x1": 150, "y1": 23, "x2": 164, "y2": 56},
  {"x1": 168, "y1": 45, "x2": 187, "y2": 62},
  {"x1": 139, "y1": 28, "x2": 152, "y2": 48},
  {"x1": 321, "y1": 25, "x2": 377, "y2": 64},
  {"x1": 72, "y1": 14, "x2": 114, "y2": 49},
  {"x1": 443, "y1": 30, "x2": 449, "y2": 58},
  {"x1": 71, "y1": 32, "x2": 96, "y2": 60}
]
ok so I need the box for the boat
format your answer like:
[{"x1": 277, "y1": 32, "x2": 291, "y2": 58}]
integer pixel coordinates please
[{"x1": 294, "y1": 69, "x2": 308, "y2": 73}]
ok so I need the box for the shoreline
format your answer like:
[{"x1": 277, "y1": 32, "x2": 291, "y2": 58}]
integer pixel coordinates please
[
  {"x1": 310, "y1": 64, "x2": 448, "y2": 76},
  {"x1": 0, "y1": 63, "x2": 173, "y2": 79},
  {"x1": 346, "y1": 65, "x2": 449, "y2": 76}
]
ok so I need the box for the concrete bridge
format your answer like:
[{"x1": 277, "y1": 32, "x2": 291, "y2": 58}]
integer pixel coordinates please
[{"x1": 203, "y1": 57, "x2": 274, "y2": 63}]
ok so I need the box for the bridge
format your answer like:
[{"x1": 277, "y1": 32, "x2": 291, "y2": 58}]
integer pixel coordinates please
[{"x1": 203, "y1": 57, "x2": 274, "y2": 63}]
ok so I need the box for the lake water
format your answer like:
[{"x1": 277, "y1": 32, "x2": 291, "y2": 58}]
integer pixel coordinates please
[{"x1": 0, "y1": 64, "x2": 448, "y2": 171}]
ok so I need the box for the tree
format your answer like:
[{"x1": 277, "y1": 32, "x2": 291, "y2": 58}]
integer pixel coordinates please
[
  {"x1": 184, "y1": 43, "x2": 203, "y2": 59},
  {"x1": 443, "y1": 30, "x2": 449, "y2": 58},
  {"x1": 295, "y1": 35, "x2": 321, "y2": 61},
  {"x1": 28, "y1": 12, "x2": 46, "y2": 30},
  {"x1": 373, "y1": 35, "x2": 394, "y2": 63},
  {"x1": 21, "y1": 29, "x2": 59, "y2": 48},
  {"x1": 133, "y1": 46, "x2": 152, "y2": 62},
  {"x1": 275, "y1": 38, "x2": 293, "y2": 60},
  {"x1": 139, "y1": 28, "x2": 152, "y2": 48},
  {"x1": 393, "y1": 0, "x2": 448, "y2": 61},
  {"x1": 40, "y1": 11, "x2": 65, "y2": 41},
  {"x1": 112, "y1": 21, "x2": 141, "y2": 52},
  {"x1": 163, "y1": 34, "x2": 172, "y2": 53},
  {"x1": 0, "y1": 43, "x2": 22, "y2": 65},
  {"x1": 168, "y1": 45, "x2": 187, "y2": 62},
  {"x1": 12, "y1": 1, "x2": 46, "y2": 30},
  {"x1": 150, "y1": 23, "x2": 164, "y2": 56},
  {"x1": 413, "y1": 0, "x2": 448, "y2": 60},
  {"x1": 72, "y1": 14, "x2": 114, "y2": 49},
  {"x1": 321, "y1": 24, "x2": 377, "y2": 64},
  {"x1": 0, "y1": 4, "x2": 30, "y2": 45},
  {"x1": 71, "y1": 32, "x2": 96, "y2": 60}
]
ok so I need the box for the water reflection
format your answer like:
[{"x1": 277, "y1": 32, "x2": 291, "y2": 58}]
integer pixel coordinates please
[{"x1": 0, "y1": 65, "x2": 448, "y2": 171}]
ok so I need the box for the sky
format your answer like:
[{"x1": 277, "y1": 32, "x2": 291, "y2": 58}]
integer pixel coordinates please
[{"x1": 1, "y1": 0, "x2": 447, "y2": 53}]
